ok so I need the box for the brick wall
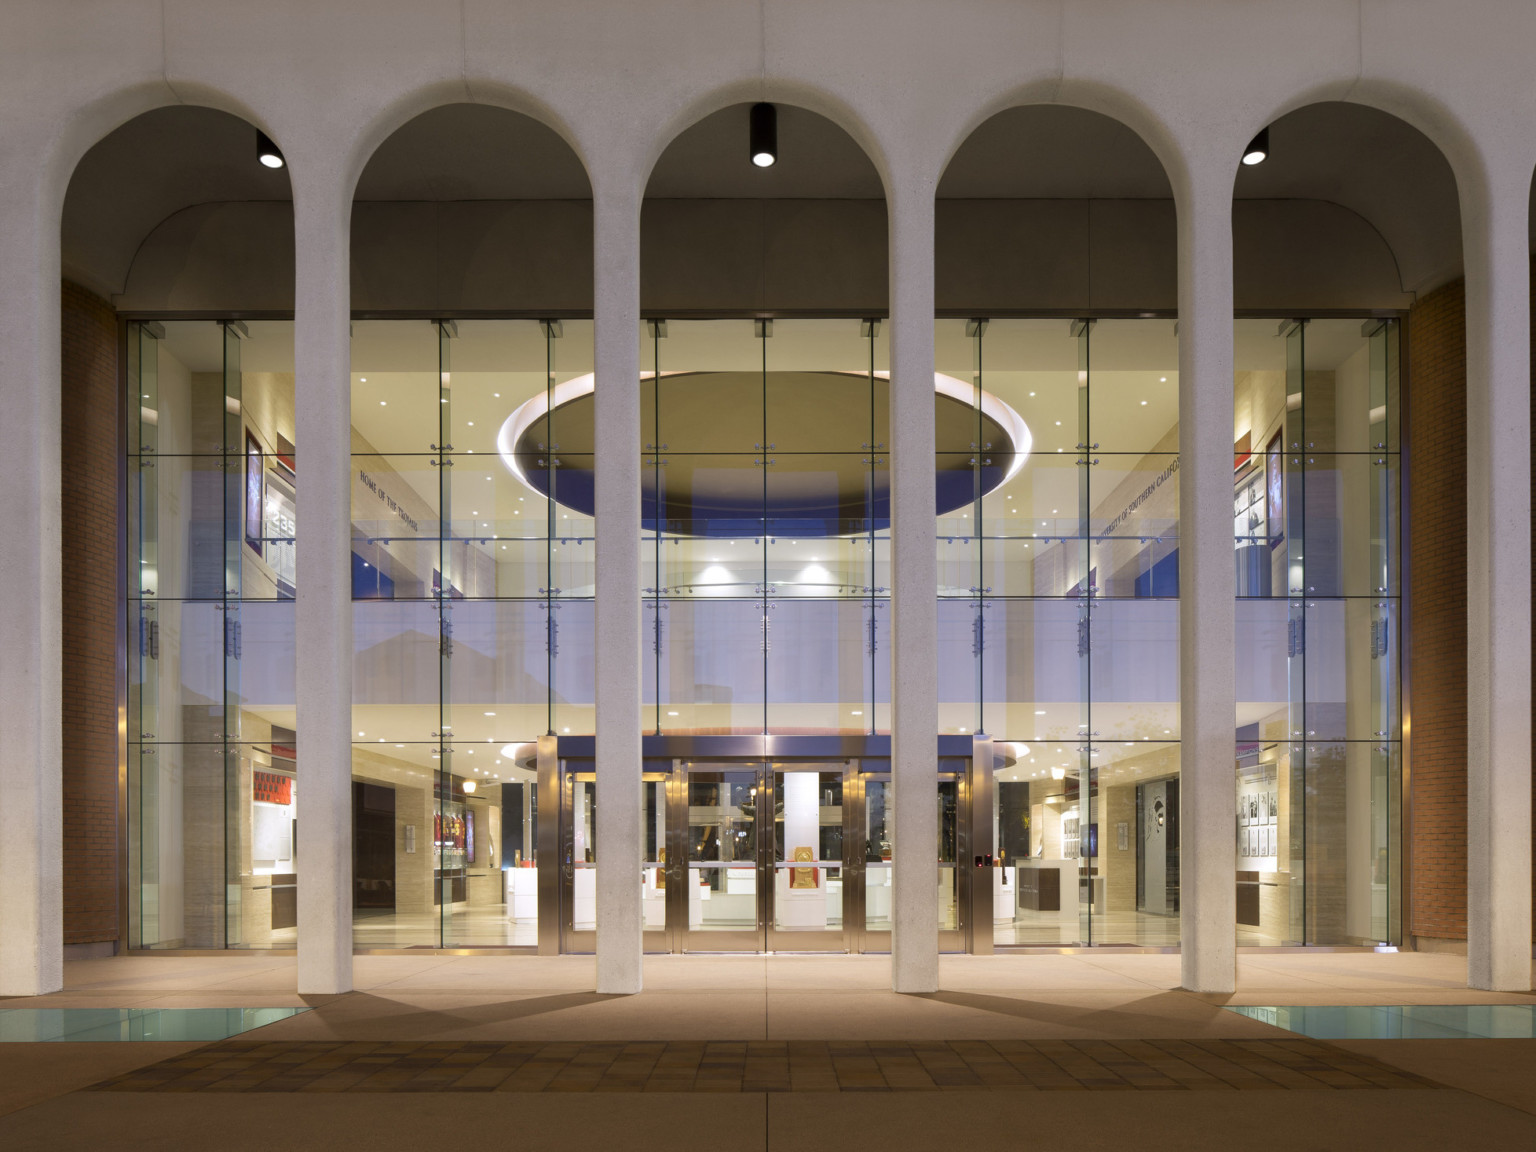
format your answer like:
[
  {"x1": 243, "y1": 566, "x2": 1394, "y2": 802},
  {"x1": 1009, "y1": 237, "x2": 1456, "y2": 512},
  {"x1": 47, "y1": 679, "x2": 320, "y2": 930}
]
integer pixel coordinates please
[
  {"x1": 60, "y1": 281, "x2": 119, "y2": 946},
  {"x1": 1406, "y1": 278, "x2": 1470, "y2": 942}
]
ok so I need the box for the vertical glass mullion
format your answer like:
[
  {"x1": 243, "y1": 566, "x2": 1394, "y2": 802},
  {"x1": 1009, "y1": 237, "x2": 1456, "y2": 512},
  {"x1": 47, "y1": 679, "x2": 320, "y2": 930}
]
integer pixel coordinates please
[
  {"x1": 128, "y1": 323, "x2": 156, "y2": 947},
  {"x1": 437, "y1": 320, "x2": 454, "y2": 946},
  {"x1": 970, "y1": 320, "x2": 985, "y2": 735},
  {"x1": 647, "y1": 322, "x2": 662, "y2": 734},
  {"x1": 1384, "y1": 319, "x2": 1402, "y2": 943},
  {"x1": 543, "y1": 320, "x2": 558, "y2": 738},
  {"x1": 1074, "y1": 319, "x2": 1093, "y2": 944},
  {"x1": 759, "y1": 322, "x2": 769, "y2": 736},
  {"x1": 1283, "y1": 319, "x2": 1307, "y2": 945},
  {"x1": 221, "y1": 322, "x2": 244, "y2": 947},
  {"x1": 866, "y1": 321, "x2": 878, "y2": 734},
  {"x1": 1367, "y1": 318, "x2": 1401, "y2": 944}
]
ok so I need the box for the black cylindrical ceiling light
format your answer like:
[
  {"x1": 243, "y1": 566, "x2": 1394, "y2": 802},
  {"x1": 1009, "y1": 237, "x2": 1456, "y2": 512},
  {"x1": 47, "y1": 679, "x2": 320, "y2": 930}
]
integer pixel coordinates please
[
  {"x1": 750, "y1": 102, "x2": 777, "y2": 168},
  {"x1": 257, "y1": 130, "x2": 285, "y2": 170},
  {"x1": 1241, "y1": 126, "x2": 1269, "y2": 166}
]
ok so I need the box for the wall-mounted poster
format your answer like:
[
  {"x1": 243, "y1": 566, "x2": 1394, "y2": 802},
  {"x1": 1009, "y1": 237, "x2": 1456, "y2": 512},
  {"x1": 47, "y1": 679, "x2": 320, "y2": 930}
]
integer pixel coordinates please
[
  {"x1": 1265, "y1": 429, "x2": 1284, "y2": 546},
  {"x1": 1268, "y1": 792, "x2": 1277, "y2": 823}
]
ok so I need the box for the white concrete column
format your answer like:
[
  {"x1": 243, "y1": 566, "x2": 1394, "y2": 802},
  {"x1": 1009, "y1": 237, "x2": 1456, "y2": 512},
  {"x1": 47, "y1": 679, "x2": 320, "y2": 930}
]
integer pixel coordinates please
[
  {"x1": 0, "y1": 177, "x2": 63, "y2": 997},
  {"x1": 592, "y1": 177, "x2": 643, "y2": 995},
  {"x1": 292, "y1": 160, "x2": 355, "y2": 995},
  {"x1": 1175, "y1": 156, "x2": 1237, "y2": 993},
  {"x1": 889, "y1": 174, "x2": 939, "y2": 993},
  {"x1": 1463, "y1": 159, "x2": 1532, "y2": 992}
]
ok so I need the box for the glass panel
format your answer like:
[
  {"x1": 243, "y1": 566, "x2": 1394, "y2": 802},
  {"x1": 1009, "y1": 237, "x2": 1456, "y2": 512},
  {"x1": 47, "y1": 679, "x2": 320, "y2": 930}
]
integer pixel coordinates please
[
  {"x1": 937, "y1": 777, "x2": 959, "y2": 932},
  {"x1": 686, "y1": 769, "x2": 761, "y2": 934},
  {"x1": 640, "y1": 776, "x2": 667, "y2": 932},
  {"x1": 863, "y1": 775, "x2": 892, "y2": 933},
  {"x1": 569, "y1": 772, "x2": 596, "y2": 932},
  {"x1": 128, "y1": 320, "x2": 298, "y2": 950},
  {"x1": 949, "y1": 317, "x2": 1183, "y2": 948},
  {"x1": 1233, "y1": 318, "x2": 1402, "y2": 947},
  {"x1": 349, "y1": 319, "x2": 592, "y2": 947},
  {"x1": 645, "y1": 318, "x2": 883, "y2": 741},
  {"x1": 772, "y1": 769, "x2": 844, "y2": 934}
]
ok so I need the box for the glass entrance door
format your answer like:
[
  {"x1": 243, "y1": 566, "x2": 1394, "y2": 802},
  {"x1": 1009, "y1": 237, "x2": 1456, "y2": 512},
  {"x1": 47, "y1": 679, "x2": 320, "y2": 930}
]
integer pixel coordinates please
[
  {"x1": 669, "y1": 760, "x2": 856, "y2": 952},
  {"x1": 676, "y1": 763, "x2": 765, "y2": 950},
  {"x1": 853, "y1": 763, "x2": 967, "y2": 953},
  {"x1": 558, "y1": 764, "x2": 669, "y2": 953},
  {"x1": 767, "y1": 765, "x2": 847, "y2": 951}
]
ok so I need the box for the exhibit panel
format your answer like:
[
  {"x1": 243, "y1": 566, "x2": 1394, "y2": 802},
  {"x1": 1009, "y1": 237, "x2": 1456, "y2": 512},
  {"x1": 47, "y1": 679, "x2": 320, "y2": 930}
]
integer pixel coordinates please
[
  {"x1": 1232, "y1": 318, "x2": 1402, "y2": 947},
  {"x1": 347, "y1": 319, "x2": 594, "y2": 948},
  {"x1": 127, "y1": 320, "x2": 299, "y2": 948}
]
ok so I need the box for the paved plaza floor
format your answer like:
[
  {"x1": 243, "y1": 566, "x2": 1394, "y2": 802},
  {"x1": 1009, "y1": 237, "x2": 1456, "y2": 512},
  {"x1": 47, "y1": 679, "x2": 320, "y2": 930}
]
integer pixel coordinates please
[{"x1": 1, "y1": 950, "x2": 1533, "y2": 1149}]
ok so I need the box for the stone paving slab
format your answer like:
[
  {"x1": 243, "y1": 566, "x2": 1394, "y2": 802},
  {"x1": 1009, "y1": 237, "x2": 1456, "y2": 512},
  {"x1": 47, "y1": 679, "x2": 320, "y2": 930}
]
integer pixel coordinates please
[{"x1": 86, "y1": 1037, "x2": 1446, "y2": 1093}]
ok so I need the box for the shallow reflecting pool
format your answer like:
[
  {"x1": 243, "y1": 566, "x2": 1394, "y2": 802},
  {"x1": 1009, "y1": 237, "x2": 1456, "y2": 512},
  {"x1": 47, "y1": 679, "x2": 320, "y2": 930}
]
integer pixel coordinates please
[
  {"x1": 0, "y1": 1007, "x2": 308, "y2": 1042},
  {"x1": 1227, "y1": 1004, "x2": 1536, "y2": 1039}
]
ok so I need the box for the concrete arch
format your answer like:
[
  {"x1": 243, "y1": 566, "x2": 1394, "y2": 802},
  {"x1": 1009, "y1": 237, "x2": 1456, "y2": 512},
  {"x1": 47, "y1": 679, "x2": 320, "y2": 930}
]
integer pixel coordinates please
[
  {"x1": 1248, "y1": 77, "x2": 1486, "y2": 200},
  {"x1": 1235, "y1": 90, "x2": 1467, "y2": 295},
  {"x1": 338, "y1": 79, "x2": 593, "y2": 208},
  {"x1": 639, "y1": 79, "x2": 894, "y2": 203},
  {"x1": 46, "y1": 80, "x2": 284, "y2": 233},
  {"x1": 934, "y1": 77, "x2": 1190, "y2": 211}
]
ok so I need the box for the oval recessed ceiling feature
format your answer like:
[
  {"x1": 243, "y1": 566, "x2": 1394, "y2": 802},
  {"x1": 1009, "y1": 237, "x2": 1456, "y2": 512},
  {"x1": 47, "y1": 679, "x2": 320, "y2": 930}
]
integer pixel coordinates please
[{"x1": 499, "y1": 371, "x2": 1029, "y2": 537}]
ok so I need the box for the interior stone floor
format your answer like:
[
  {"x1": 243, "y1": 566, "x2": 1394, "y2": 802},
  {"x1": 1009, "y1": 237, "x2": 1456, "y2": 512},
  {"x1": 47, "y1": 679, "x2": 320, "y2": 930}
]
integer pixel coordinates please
[{"x1": 1, "y1": 950, "x2": 1533, "y2": 1149}]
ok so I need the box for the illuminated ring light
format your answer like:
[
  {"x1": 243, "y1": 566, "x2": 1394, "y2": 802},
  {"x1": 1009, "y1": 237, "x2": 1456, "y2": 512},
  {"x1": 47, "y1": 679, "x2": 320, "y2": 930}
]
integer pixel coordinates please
[{"x1": 498, "y1": 371, "x2": 1030, "y2": 537}]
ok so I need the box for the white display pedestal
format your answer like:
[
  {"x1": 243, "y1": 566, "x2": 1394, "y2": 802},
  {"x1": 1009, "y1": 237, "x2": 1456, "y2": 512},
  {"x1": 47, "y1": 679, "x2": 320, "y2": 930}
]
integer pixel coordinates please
[
  {"x1": 994, "y1": 866, "x2": 1016, "y2": 922},
  {"x1": 641, "y1": 868, "x2": 666, "y2": 929},
  {"x1": 866, "y1": 869, "x2": 892, "y2": 922},
  {"x1": 573, "y1": 867, "x2": 596, "y2": 931},
  {"x1": 505, "y1": 867, "x2": 537, "y2": 921},
  {"x1": 774, "y1": 867, "x2": 829, "y2": 928}
]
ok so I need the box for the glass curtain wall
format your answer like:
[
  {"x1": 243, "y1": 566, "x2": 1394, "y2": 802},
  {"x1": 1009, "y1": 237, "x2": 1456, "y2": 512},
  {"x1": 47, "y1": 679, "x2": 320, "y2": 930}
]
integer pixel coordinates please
[
  {"x1": 1233, "y1": 318, "x2": 1401, "y2": 946},
  {"x1": 349, "y1": 319, "x2": 594, "y2": 947},
  {"x1": 936, "y1": 318, "x2": 1181, "y2": 947},
  {"x1": 641, "y1": 319, "x2": 889, "y2": 736},
  {"x1": 128, "y1": 320, "x2": 298, "y2": 949},
  {"x1": 641, "y1": 318, "x2": 887, "y2": 938}
]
